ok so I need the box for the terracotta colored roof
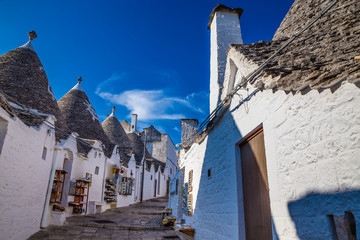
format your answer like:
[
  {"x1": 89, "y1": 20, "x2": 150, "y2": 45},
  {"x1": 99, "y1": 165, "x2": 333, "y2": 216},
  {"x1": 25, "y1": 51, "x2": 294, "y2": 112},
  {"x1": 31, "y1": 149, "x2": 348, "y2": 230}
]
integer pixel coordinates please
[
  {"x1": 127, "y1": 132, "x2": 152, "y2": 165},
  {"x1": 230, "y1": 0, "x2": 360, "y2": 91},
  {"x1": 58, "y1": 81, "x2": 112, "y2": 157},
  {"x1": 0, "y1": 36, "x2": 69, "y2": 140},
  {"x1": 207, "y1": 4, "x2": 243, "y2": 30}
]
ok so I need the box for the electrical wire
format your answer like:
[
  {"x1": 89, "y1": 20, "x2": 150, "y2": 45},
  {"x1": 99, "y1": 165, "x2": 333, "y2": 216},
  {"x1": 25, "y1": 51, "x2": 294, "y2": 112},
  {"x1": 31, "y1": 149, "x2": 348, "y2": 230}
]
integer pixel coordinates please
[{"x1": 197, "y1": 0, "x2": 338, "y2": 134}]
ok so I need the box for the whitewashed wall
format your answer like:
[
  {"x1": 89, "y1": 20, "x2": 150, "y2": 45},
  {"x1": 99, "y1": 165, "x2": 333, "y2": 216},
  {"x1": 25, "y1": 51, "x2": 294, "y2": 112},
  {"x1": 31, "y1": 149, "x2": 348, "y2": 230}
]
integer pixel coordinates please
[
  {"x1": 143, "y1": 164, "x2": 156, "y2": 200},
  {"x1": 179, "y1": 79, "x2": 360, "y2": 239},
  {"x1": 117, "y1": 156, "x2": 137, "y2": 207},
  {"x1": 0, "y1": 109, "x2": 56, "y2": 240},
  {"x1": 209, "y1": 11, "x2": 243, "y2": 112}
]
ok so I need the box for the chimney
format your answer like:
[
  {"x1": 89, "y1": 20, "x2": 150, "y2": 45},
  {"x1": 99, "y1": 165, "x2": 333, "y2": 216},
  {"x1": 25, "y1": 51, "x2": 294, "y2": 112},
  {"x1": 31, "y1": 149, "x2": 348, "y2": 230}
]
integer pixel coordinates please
[
  {"x1": 180, "y1": 119, "x2": 198, "y2": 151},
  {"x1": 131, "y1": 114, "x2": 137, "y2": 133},
  {"x1": 208, "y1": 4, "x2": 243, "y2": 113}
]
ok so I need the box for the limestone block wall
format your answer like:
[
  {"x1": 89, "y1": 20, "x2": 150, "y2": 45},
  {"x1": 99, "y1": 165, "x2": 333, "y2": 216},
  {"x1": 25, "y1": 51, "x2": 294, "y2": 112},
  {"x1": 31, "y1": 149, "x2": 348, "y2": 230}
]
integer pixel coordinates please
[
  {"x1": 0, "y1": 109, "x2": 56, "y2": 240},
  {"x1": 179, "y1": 81, "x2": 360, "y2": 240}
]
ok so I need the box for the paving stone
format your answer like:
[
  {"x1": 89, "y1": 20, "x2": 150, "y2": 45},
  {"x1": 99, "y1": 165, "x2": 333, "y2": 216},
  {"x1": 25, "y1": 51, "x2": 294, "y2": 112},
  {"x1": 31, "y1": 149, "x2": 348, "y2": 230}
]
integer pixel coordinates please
[{"x1": 29, "y1": 197, "x2": 179, "y2": 240}]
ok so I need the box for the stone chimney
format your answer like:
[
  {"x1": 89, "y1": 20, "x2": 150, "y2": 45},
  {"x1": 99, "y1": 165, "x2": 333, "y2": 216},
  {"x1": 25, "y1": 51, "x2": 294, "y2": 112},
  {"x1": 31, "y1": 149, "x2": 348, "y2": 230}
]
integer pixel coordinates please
[
  {"x1": 131, "y1": 114, "x2": 138, "y2": 133},
  {"x1": 180, "y1": 119, "x2": 198, "y2": 151},
  {"x1": 208, "y1": 4, "x2": 243, "y2": 113}
]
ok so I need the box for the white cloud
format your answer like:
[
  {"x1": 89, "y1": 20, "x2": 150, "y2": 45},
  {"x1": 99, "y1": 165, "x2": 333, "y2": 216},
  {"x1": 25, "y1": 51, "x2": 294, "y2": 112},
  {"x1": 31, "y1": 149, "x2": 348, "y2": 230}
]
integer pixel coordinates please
[
  {"x1": 97, "y1": 89, "x2": 188, "y2": 121},
  {"x1": 96, "y1": 73, "x2": 209, "y2": 122}
]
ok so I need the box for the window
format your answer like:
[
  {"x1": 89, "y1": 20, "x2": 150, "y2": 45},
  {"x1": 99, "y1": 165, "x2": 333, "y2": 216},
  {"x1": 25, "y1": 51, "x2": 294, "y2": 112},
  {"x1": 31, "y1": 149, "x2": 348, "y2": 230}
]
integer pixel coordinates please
[
  {"x1": 170, "y1": 168, "x2": 172, "y2": 174},
  {"x1": 95, "y1": 166, "x2": 99, "y2": 175},
  {"x1": 151, "y1": 175, "x2": 153, "y2": 180},
  {"x1": 208, "y1": 169, "x2": 211, "y2": 179},
  {"x1": 42, "y1": 147, "x2": 47, "y2": 160},
  {"x1": 94, "y1": 152, "x2": 97, "y2": 158}
]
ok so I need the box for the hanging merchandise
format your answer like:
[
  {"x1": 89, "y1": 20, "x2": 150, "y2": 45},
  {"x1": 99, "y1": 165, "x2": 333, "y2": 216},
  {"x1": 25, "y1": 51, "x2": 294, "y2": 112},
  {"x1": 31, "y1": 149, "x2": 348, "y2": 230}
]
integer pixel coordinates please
[{"x1": 115, "y1": 168, "x2": 120, "y2": 180}]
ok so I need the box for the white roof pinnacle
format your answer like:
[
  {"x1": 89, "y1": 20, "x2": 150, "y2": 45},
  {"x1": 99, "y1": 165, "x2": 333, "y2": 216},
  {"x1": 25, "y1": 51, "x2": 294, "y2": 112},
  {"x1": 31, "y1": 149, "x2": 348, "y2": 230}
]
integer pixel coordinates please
[
  {"x1": 19, "y1": 31, "x2": 37, "y2": 52},
  {"x1": 71, "y1": 77, "x2": 84, "y2": 92},
  {"x1": 109, "y1": 106, "x2": 116, "y2": 117}
]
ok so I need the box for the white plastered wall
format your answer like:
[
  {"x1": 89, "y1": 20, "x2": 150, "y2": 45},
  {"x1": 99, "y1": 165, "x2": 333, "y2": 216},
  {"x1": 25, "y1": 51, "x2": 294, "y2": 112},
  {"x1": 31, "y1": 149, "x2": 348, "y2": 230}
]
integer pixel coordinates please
[
  {"x1": 0, "y1": 109, "x2": 56, "y2": 240},
  {"x1": 178, "y1": 50, "x2": 360, "y2": 239}
]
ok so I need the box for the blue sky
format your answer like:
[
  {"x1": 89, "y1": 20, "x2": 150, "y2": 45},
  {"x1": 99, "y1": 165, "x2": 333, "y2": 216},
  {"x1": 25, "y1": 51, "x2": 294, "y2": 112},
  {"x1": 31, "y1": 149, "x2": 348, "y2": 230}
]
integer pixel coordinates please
[{"x1": 0, "y1": 0, "x2": 293, "y2": 145}]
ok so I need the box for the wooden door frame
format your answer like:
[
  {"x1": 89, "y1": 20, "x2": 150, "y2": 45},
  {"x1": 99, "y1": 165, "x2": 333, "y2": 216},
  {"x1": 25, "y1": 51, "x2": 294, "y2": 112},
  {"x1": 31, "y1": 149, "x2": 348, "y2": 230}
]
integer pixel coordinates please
[{"x1": 235, "y1": 123, "x2": 269, "y2": 240}]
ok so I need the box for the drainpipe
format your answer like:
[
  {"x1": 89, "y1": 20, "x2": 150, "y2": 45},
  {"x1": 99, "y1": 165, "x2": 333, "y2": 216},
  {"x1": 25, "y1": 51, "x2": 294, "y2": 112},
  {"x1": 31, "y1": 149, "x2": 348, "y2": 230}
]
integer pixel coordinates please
[{"x1": 40, "y1": 147, "x2": 60, "y2": 228}]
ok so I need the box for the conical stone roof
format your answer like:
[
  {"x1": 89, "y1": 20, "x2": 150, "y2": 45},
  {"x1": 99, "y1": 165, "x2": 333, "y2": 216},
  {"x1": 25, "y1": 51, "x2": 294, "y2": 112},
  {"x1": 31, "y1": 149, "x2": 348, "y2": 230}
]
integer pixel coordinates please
[
  {"x1": 0, "y1": 31, "x2": 69, "y2": 140},
  {"x1": 58, "y1": 78, "x2": 112, "y2": 157},
  {"x1": 102, "y1": 106, "x2": 133, "y2": 165},
  {"x1": 102, "y1": 107, "x2": 133, "y2": 150},
  {"x1": 127, "y1": 132, "x2": 152, "y2": 165}
]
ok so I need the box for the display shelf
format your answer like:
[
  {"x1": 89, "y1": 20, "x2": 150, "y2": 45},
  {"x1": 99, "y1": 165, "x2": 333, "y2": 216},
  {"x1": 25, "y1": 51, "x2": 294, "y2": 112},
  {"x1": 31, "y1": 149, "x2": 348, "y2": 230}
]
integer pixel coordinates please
[
  {"x1": 104, "y1": 178, "x2": 117, "y2": 204},
  {"x1": 70, "y1": 179, "x2": 90, "y2": 214},
  {"x1": 50, "y1": 170, "x2": 67, "y2": 204}
]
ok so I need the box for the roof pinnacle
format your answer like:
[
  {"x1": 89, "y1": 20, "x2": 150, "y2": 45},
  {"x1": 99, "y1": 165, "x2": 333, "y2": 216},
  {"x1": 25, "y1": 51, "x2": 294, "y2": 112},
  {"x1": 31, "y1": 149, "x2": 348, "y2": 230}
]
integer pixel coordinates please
[
  {"x1": 78, "y1": 76, "x2": 82, "y2": 83},
  {"x1": 28, "y1": 31, "x2": 37, "y2": 41},
  {"x1": 110, "y1": 106, "x2": 116, "y2": 117}
]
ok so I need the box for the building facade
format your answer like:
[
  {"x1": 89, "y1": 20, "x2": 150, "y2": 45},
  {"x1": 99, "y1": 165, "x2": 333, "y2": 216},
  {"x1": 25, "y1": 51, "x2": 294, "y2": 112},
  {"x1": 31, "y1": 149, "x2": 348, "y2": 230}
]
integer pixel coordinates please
[
  {"x1": 173, "y1": 1, "x2": 360, "y2": 239},
  {"x1": 0, "y1": 33, "x2": 177, "y2": 240}
]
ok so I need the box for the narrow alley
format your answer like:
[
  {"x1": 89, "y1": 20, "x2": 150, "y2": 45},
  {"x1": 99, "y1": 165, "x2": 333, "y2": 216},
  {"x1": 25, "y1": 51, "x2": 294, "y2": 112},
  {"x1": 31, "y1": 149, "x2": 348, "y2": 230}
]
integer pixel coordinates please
[{"x1": 29, "y1": 197, "x2": 180, "y2": 240}]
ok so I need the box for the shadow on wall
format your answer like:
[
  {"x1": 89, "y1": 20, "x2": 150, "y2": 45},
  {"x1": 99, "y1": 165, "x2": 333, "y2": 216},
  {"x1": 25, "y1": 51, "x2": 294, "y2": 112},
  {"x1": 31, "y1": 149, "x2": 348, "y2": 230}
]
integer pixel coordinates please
[
  {"x1": 189, "y1": 107, "x2": 279, "y2": 240},
  {"x1": 288, "y1": 190, "x2": 360, "y2": 240}
]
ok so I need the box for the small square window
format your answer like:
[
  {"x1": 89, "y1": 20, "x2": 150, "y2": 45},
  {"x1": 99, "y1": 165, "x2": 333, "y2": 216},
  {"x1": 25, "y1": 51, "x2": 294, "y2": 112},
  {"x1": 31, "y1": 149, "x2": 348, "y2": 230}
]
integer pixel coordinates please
[
  {"x1": 151, "y1": 175, "x2": 153, "y2": 180},
  {"x1": 42, "y1": 147, "x2": 47, "y2": 160},
  {"x1": 95, "y1": 166, "x2": 99, "y2": 175}
]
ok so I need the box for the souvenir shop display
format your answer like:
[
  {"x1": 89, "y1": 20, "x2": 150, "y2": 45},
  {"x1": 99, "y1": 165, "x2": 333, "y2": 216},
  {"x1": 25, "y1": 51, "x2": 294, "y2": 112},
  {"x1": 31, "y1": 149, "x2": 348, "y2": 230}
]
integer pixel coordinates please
[
  {"x1": 50, "y1": 169, "x2": 67, "y2": 204},
  {"x1": 104, "y1": 178, "x2": 117, "y2": 203},
  {"x1": 118, "y1": 176, "x2": 133, "y2": 195},
  {"x1": 68, "y1": 178, "x2": 90, "y2": 214}
]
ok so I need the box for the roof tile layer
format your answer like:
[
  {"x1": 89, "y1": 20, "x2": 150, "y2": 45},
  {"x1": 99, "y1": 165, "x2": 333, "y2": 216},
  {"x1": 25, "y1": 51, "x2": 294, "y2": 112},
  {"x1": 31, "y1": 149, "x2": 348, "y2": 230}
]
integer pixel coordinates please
[
  {"x1": 58, "y1": 84, "x2": 112, "y2": 157},
  {"x1": 231, "y1": 0, "x2": 360, "y2": 91},
  {"x1": 0, "y1": 45, "x2": 69, "y2": 140}
]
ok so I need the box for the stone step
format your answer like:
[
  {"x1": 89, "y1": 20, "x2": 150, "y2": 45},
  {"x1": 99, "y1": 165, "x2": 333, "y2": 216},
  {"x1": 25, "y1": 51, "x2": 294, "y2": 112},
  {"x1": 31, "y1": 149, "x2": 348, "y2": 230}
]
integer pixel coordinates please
[{"x1": 66, "y1": 220, "x2": 173, "y2": 231}]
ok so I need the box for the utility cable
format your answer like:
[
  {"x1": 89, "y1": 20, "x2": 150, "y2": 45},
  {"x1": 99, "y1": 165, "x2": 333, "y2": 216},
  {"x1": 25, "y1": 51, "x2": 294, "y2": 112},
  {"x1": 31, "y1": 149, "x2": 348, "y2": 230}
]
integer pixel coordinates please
[{"x1": 198, "y1": 0, "x2": 338, "y2": 133}]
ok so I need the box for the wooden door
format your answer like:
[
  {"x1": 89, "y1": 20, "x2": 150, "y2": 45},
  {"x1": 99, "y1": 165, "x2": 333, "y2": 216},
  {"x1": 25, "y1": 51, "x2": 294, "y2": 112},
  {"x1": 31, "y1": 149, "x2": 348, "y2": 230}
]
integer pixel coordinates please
[{"x1": 240, "y1": 128, "x2": 272, "y2": 240}]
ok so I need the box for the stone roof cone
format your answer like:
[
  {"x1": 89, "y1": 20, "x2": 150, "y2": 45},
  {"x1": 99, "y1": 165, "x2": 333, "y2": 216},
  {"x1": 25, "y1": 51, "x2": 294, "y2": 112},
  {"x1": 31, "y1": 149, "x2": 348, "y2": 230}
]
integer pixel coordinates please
[
  {"x1": 127, "y1": 132, "x2": 152, "y2": 165},
  {"x1": 58, "y1": 77, "x2": 112, "y2": 157},
  {"x1": 0, "y1": 31, "x2": 69, "y2": 140},
  {"x1": 102, "y1": 106, "x2": 133, "y2": 165},
  {"x1": 102, "y1": 106, "x2": 133, "y2": 150}
]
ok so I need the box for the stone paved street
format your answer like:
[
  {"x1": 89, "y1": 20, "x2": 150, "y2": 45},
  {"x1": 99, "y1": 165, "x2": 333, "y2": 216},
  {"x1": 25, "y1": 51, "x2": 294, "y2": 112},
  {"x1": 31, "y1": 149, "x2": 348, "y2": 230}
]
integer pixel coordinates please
[{"x1": 29, "y1": 197, "x2": 180, "y2": 240}]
